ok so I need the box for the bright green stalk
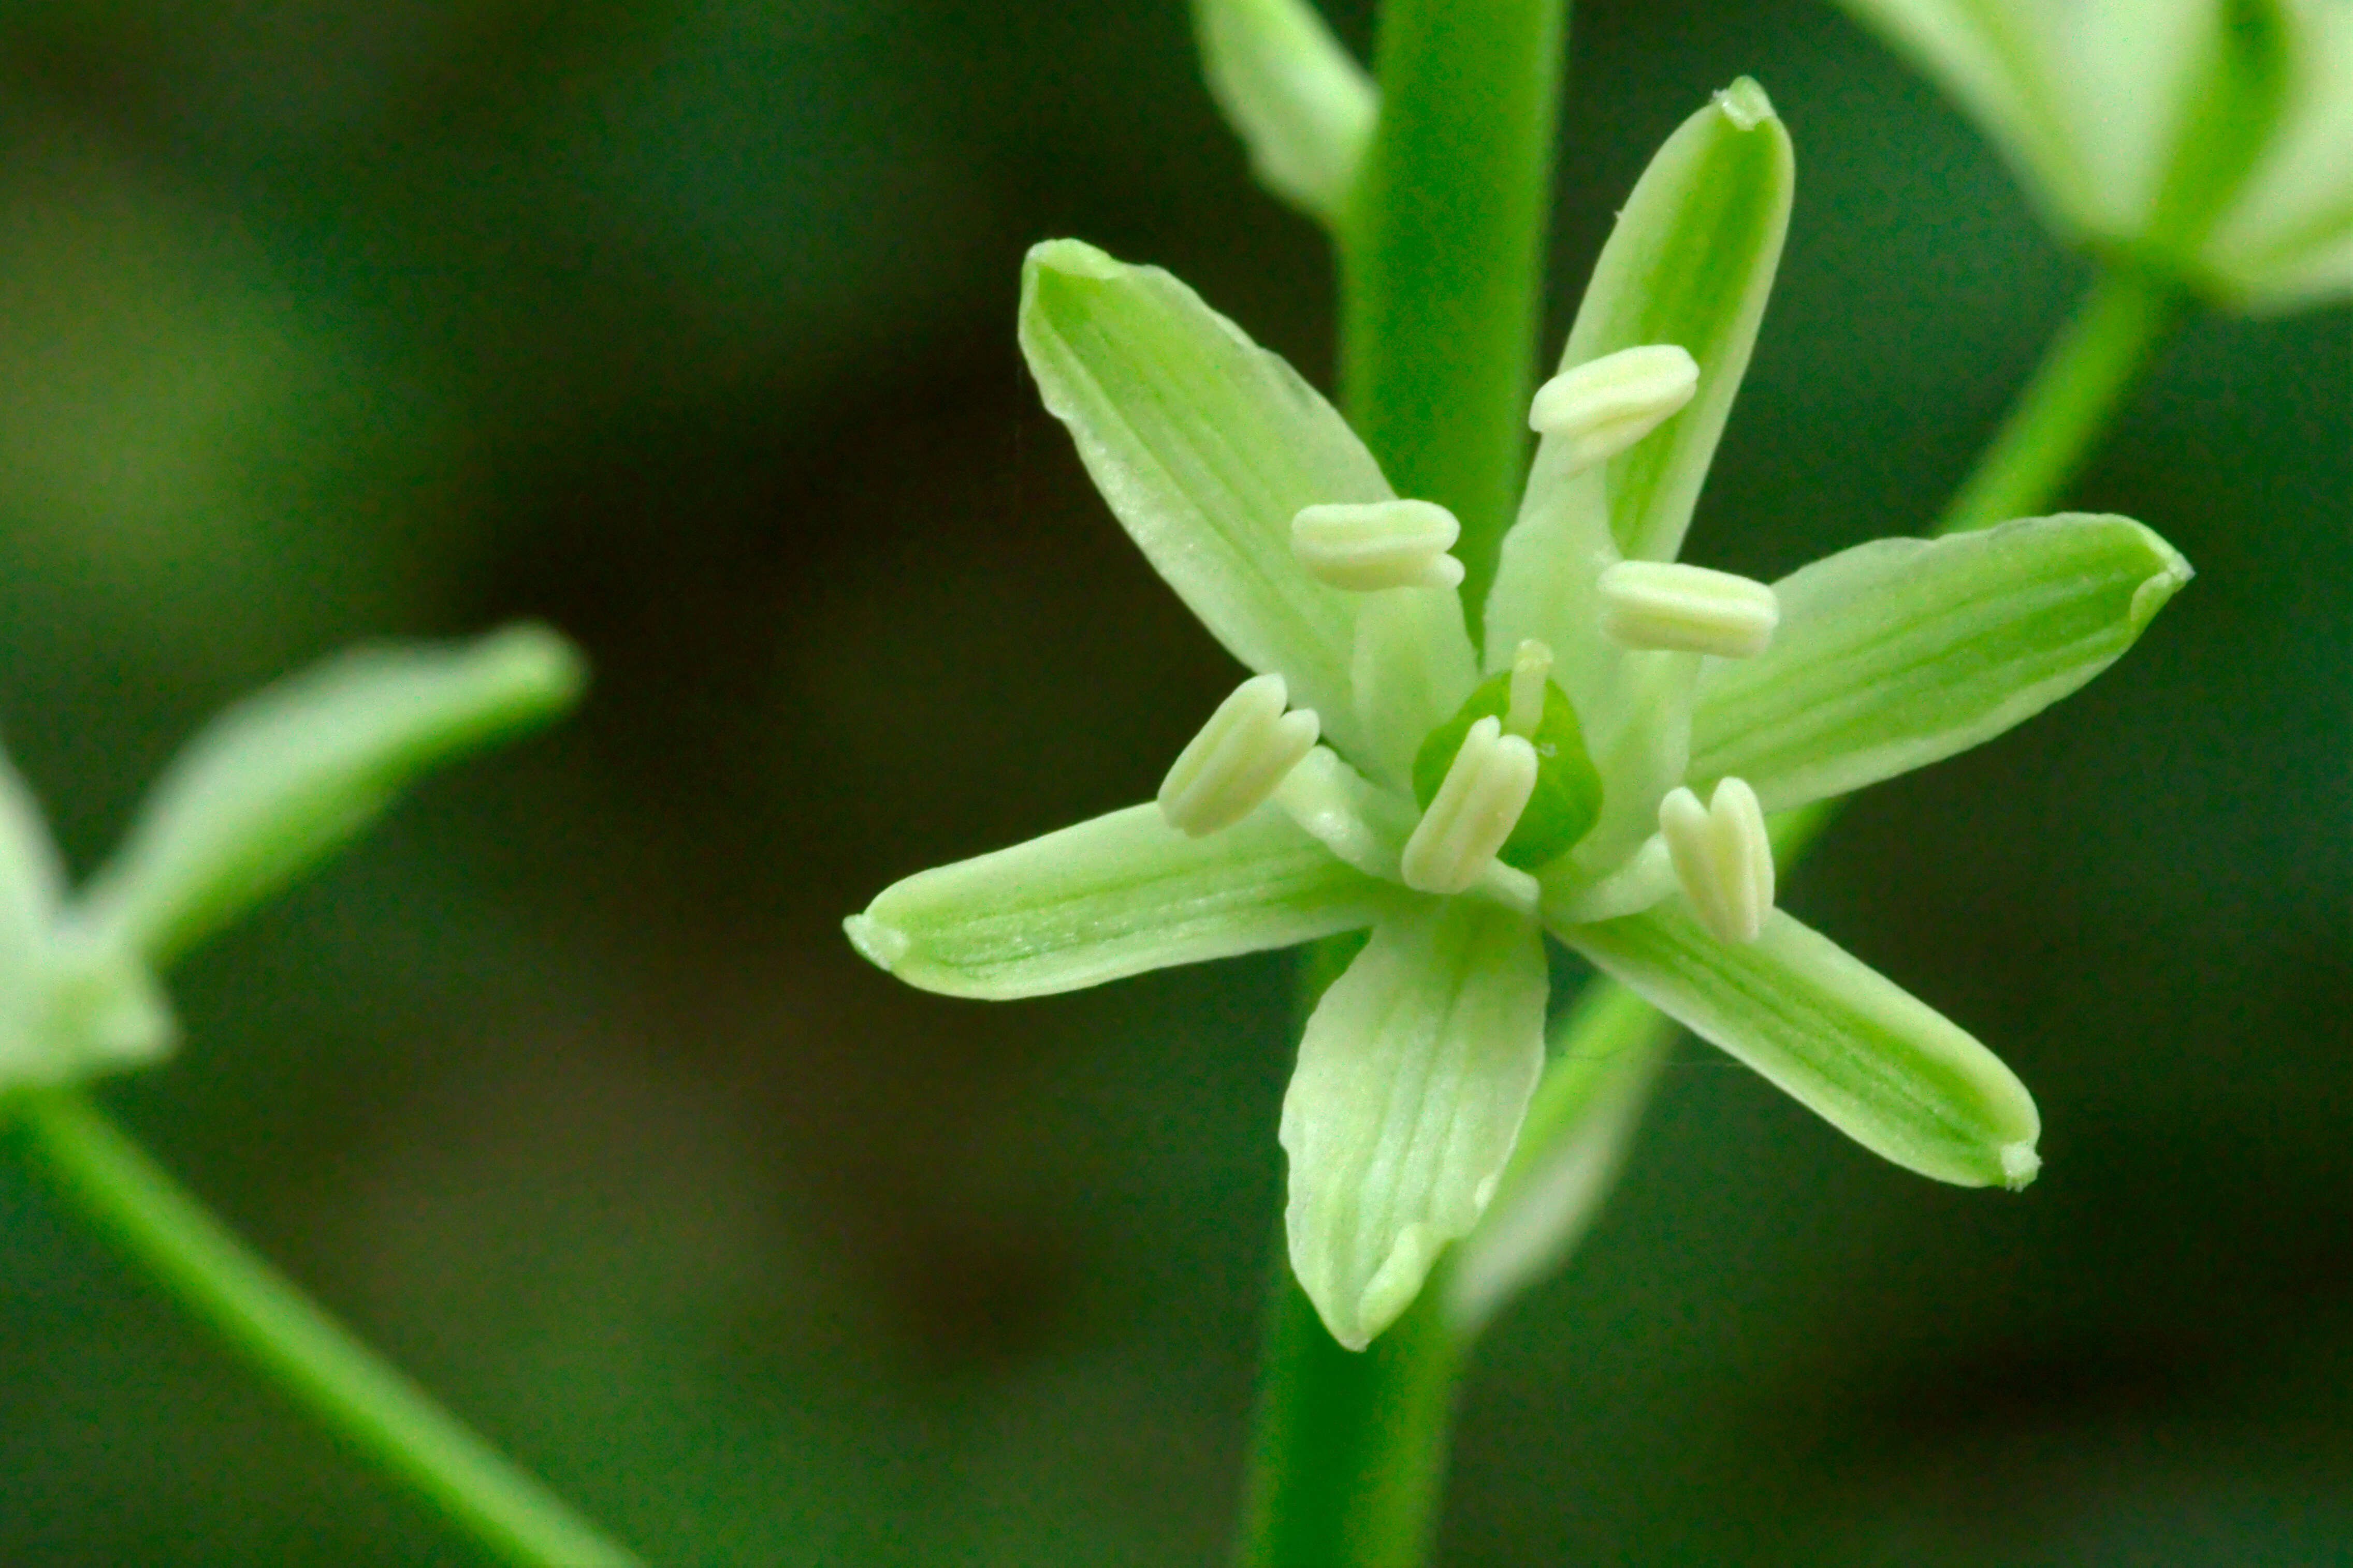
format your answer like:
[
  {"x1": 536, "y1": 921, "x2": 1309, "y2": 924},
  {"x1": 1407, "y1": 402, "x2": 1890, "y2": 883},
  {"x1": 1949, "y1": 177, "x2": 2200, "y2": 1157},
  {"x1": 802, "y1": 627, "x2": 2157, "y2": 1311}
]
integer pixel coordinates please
[
  {"x1": 1340, "y1": 0, "x2": 1567, "y2": 641},
  {"x1": 1237, "y1": 3, "x2": 1567, "y2": 1563},
  {"x1": 17, "y1": 1090, "x2": 642, "y2": 1568},
  {"x1": 1239, "y1": 1270, "x2": 1462, "y2": 1568}
]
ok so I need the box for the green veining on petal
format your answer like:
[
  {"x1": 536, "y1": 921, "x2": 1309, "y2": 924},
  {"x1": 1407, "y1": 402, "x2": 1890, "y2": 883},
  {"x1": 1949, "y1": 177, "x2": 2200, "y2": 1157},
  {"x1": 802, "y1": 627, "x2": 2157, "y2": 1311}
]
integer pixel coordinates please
[
  {"x1": 1687, "y1": 513, "x2": 2190, "y2": 811},
  {"x1": 1567, "y1": 903, "x2": 2040, "y2": 1190},
  {"x1": 851, "y1": 802, "x2": 1401, "y2": 1000}
]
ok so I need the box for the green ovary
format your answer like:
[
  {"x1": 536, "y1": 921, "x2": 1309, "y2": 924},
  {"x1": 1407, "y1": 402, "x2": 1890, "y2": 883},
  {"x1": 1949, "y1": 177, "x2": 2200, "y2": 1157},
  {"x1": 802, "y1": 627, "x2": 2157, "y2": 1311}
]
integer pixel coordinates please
[{"x1": 1411, "y1": 673, "x2": 1603, "y2": 871}]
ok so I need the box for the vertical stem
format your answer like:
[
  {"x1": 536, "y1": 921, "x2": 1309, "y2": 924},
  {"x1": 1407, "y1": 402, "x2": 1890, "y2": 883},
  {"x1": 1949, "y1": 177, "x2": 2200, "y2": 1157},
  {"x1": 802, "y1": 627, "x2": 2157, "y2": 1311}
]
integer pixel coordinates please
[
  {"x1": 1239, "y1": 11, "x2": 1567, "y2": 1559},
  {"x1": 1239, "y1": 1270, "x2": 1463, "y2": 1568},
  {"x1": 1340, "y1": 0, "x2": 1568, "y2": 638},
  {"x1": 17, "y1": 1089, "x2": 642, "y2": 1568},
  {"x1": 1939, "y1": 264, "x2": 2185, "y2": 534}
]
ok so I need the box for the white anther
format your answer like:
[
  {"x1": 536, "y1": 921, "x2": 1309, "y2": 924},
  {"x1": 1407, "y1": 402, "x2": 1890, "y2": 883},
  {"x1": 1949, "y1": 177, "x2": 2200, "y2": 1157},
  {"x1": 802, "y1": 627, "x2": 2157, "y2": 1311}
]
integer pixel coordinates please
[
  {"x1": 1658, "y1": 777, "x2": 1775, "y2": 943},
  {"x1": 1529, "y1": 344, "x2": 1700, "y2": 474},
  {"x1": 1505, "y1": 639, "x2": 1552, "y2": 738},
  {"x1": 1400, "y1": 716, "x2": 1538, "y2": 895},
  {"x1": 1291, "y1": 499, "x2": 1465, "y2": 592},
  {"x1": 1596, "y1": 560, "x2": 1779, "y2": 657},
  {"x1": 1158, "y1": 673, "x2": 1320, "y2": 837}
]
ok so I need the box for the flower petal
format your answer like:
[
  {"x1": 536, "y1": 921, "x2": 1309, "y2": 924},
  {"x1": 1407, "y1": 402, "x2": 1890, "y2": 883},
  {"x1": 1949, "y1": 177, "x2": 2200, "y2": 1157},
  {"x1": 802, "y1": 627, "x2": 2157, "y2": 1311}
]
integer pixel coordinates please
[
  {"x1": 1193, "y1": 0, "x2": 1376, "y2": 226},
  {"x1": 848, "y1": 802, "x2": 1400, "y2": 1001},
  {"x1": 1566, "y1": 903, "x2": 2041, "y2": 1190},
  {"x1": 76, "y1": 625, "x2": 585, "y2": 969},
  {"x1": 1688, "y1": 513, "x2": 2192, "y2": 811},
  {"x1": 1827, "y1": 0, "x2": 2095, "y2": 232},
  {"x1": 2205, "y1": 0, "x2": 2353, "y2": 309},
  {"x1": 0, "y1": 741, "x2": 62, "y2": 967},
  {"x1": 1281, "y1": 897, "x2": 1548, "y2": 1349},
  {"x1": 1499, "y1": 77, "x2": 1792, "y2": 585},
  {"x1": 1020, "y1": 240, "x2": 1390, "y2": 760}
]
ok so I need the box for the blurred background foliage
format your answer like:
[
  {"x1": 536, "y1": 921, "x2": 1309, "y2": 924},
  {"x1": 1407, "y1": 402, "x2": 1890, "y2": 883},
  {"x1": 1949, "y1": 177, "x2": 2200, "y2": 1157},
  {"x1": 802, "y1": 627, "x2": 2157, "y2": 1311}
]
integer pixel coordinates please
[{"x1": 0, "y1": 0, "x2": 2343, "y2": 1562}]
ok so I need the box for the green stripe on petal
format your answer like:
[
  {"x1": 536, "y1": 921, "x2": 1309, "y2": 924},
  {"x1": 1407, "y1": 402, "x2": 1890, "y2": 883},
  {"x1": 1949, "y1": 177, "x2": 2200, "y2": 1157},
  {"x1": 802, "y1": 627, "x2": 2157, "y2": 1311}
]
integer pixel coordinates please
[
  {"x1": 1567, "y1": 903, "x2": 2041, "y2": 1190},
  {"x1": 1020, "y1": 240, "x2": 1391, "y2": 761},
  {"x1": 77, "y1": 625, "x2": 585, "y2": 970},
  {"x1": 1281, "y1": 897, "x2": 1547, "y2": 1349},
  {"x1": 847, "y1": 802, "x2": 1399, "y2": 1001},
  {"x1": 1688, "y1": 513, "x2": 2192, "y2": 811}
]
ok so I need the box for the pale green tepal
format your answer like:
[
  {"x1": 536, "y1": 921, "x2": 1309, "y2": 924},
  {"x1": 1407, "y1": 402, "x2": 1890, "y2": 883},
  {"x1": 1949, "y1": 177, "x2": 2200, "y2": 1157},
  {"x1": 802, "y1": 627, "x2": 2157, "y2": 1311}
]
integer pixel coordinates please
[
  {"x1": 0, "y1": 625, "x2": 583, "y2": 1098},
  {"x1": 1832, "y1": 0, "x2": 2352, "y2": 310},
  {"x1": 846, "y1": 83, "x2": 2191, "y2": 1350}
]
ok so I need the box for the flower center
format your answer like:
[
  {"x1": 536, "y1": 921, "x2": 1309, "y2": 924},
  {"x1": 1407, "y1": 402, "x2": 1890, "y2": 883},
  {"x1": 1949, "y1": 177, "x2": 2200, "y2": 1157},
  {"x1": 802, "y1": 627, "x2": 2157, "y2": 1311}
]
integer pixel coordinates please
[{"x1": 1410, "y1": 640, "x2": 1602, "y2": 874}]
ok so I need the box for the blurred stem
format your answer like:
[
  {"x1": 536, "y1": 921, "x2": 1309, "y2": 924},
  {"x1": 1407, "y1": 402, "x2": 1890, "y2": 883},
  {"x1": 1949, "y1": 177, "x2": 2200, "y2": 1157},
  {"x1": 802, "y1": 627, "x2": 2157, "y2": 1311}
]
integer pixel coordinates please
[
  {"x1": 1940, "y1": 263, "x2": 2185, "y2": 533},
  {"x1": 1237, "y1": 3, "x2": 1567, "y2": 1564},
  {"x1": 1239, "y1": 1266, "x2": 1462, "y2": 1568},
  {"x1": 17, "y1": 1089, "x2": 643, "y2": 1568}
]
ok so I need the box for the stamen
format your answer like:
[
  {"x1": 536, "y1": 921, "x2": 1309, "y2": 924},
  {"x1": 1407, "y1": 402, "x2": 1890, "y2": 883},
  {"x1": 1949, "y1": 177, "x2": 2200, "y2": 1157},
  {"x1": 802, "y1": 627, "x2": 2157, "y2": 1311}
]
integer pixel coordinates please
[
  {"x1": 1528, "y1": 344, "x2": 1700, "y2": 473},
  {"x1": 1400, "y1": 716, "x2": 1539, "y2": 894},
  {"x1": 1158, "y1": 673, "x2": 1320, "y2": 837},
  {"x1": 1658, "y1": 776, "x2": 1774, "y2": 943},
  {"x1": 1504, "y1": 639, "x2": 1552, "y2": 738},
  {"x1": 1597, "y1": 560, "x2": 1779, "y2": 657},
  {"x1": 1292, "y1": 499, "x2": 1465, "y2": 592}
]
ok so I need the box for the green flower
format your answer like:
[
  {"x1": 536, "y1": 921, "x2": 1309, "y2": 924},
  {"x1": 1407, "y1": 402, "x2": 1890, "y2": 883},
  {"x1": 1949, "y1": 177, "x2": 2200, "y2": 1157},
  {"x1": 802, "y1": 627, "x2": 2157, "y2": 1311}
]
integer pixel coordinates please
[
  {"x1": 846, "y1": 83, "x2": 2190, "y2": 1349},
  {"x1": 0, "y1": 626, "x2": 582, "y2": 1099},
  {"x1": 1833, "y1": 0, "x2": 2352, "y2": 309}
]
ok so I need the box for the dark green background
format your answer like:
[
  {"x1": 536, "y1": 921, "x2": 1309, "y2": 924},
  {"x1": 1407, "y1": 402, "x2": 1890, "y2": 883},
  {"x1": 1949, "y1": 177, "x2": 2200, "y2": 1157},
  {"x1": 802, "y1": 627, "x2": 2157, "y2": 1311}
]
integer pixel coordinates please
[{"x1": 0, "y1": 1, "x2": 2344, "y2": 1562}]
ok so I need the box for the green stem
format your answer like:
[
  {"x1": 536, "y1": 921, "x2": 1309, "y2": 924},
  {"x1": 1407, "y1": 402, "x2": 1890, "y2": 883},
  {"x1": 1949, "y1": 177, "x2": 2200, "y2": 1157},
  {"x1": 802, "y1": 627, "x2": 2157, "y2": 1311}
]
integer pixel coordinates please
[
  {"x1": 1238, "y1": 1268, "x2": 1462, "y2": 1568},
  {"x1": 1237, "y1": 4, "x2": 1567, "y2": 1563},
  {"x1": 1939, "y1": 263, "x2": 2186, "y2": 534},
  {"x1": 1339, "y1": 0, "x2": 1567, "y2": 638},
  {"x1": 16, "y1": 1089, "x2": 643, "y2": 1568}
]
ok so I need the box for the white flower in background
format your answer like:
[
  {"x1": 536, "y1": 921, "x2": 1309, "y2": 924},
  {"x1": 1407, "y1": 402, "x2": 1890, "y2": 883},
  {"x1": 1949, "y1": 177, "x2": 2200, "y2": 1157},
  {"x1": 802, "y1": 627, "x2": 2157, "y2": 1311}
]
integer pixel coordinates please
[
  {"x1": 846, "y1": 83, "x2": 2191, "y2": 1350},
  {"x1": 0, "y1": 627, "x2": 581, "y2": 1098},
  {"x1": 1833, "y1": 0, "x2": 2352, "y2": 309}
]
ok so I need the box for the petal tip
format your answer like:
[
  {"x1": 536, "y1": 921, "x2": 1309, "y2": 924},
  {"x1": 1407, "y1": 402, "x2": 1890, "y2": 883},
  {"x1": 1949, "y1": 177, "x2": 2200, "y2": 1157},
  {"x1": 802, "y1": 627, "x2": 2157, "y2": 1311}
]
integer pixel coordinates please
[
  {"x1": 1715, "y1": 76, "x2": 1776, "y2": 131},
  {"x1": 1024, "y1": 238, "x2": 1122, "y2": 283},
  {"x1": 1999, "y1": 1140, "x2": 2041, "y2": 1191},
  {"x1": 843, "y1": 912, "x2": 910, "y2": 973},
  {"x1": 480, "y1": 622, "x2": 590, "y2": 709},
  {"x1": 2129, "y1": 544, "x2": 2194, "y2": 629}
]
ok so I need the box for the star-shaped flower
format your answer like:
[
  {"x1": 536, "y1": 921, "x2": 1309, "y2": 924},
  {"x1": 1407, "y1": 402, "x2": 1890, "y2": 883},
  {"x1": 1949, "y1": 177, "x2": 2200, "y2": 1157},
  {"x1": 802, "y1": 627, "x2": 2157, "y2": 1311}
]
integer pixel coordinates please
[
  {"x1": 846, "y1": 83, "x2": 2190, "y2": 1348},
  {"x1": 1833, "y1": 0, "x2": 2351, "y2": 309}
]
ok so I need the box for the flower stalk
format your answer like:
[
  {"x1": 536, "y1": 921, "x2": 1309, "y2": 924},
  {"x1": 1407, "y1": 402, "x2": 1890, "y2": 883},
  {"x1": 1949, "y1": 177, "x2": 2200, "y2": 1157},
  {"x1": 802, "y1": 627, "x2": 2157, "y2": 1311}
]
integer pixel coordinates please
[
  {"x1": 16, "y1": 1089, "x2": 642, "y2": 1568},
  {"x1": 1239, "y1": 0, "x2": 1566, "y2": 1559}
]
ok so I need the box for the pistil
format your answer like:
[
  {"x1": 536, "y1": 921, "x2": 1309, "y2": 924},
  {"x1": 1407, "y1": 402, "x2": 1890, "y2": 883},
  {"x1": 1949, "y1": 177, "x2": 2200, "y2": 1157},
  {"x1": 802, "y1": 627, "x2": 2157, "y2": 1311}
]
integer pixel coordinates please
[{"x1": 1504, "y1": 640, "x2": 1553, "y2": 738}]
